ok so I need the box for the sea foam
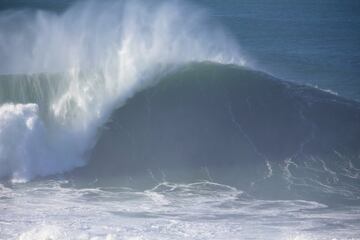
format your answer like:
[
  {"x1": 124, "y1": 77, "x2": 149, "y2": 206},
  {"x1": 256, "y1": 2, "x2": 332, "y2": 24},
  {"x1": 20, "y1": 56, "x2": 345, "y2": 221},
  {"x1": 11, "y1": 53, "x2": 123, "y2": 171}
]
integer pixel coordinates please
[{"x1": 0, "y1": 0, "x2": 244, "y2": 181}]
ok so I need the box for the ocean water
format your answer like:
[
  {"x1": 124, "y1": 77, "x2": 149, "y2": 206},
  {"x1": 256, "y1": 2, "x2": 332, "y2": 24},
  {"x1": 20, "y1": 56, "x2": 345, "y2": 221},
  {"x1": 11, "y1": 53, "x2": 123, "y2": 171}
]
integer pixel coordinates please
[
  {"x1": 202, "y1": 0, "x2": 360, "y2": 101},
  {"x1": 0, "y1": 0, "x2": 360, "y2": 239}
]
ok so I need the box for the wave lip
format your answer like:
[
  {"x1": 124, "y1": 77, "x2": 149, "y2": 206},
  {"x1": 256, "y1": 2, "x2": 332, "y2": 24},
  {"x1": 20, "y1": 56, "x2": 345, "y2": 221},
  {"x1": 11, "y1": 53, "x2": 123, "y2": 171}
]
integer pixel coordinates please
[{"x1": 0, "y1": 0, "x2": 245, "y2": 182}]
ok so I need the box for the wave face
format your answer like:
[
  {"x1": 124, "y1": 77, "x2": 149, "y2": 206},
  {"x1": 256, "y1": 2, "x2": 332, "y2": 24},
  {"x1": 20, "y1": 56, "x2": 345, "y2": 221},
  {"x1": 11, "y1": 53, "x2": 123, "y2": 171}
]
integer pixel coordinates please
[
  {"x1": 0, "y1": 0, "x2": 244, "y2": 182},
  {"x1": 1, "y1": 0, "x2": 359, "y2": 204},
  {"x1": 78, "y1": 63, "x2": 360, "y2": 203}
]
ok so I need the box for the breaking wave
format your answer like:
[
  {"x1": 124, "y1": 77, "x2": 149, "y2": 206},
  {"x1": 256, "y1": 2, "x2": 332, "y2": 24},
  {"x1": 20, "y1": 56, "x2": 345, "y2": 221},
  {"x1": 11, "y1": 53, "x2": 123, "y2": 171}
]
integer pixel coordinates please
[
  {"x1": 0, "y1": 0, "x2": 244, "y2": 182},
  {"x1": 0, "y1": 0, "x2": 359, "y2": 204},
  {"x1": 77, "y1": 62, "x2": 360, "y2": 202}
]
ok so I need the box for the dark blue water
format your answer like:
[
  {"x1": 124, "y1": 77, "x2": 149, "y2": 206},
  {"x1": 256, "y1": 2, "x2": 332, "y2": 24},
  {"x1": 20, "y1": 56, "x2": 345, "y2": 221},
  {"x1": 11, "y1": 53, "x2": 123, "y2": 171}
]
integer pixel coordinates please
[{"x1": 199, "y1": 0, "x2": 360, "y2": 101}]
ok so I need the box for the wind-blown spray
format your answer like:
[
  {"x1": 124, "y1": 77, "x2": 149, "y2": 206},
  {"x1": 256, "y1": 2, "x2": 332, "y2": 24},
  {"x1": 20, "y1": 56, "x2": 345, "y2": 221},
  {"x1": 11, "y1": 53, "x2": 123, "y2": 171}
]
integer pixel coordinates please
[{"x1": 0, "y1": 0, "x2": 245, "y2": 182}]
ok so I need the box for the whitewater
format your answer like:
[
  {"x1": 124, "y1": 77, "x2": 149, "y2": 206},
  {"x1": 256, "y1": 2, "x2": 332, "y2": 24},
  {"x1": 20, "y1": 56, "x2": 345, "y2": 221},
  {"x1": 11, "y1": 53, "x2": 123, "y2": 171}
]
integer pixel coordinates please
[
  {"x1": 0, "y1": 0, "x2": 243, "y2": 182},
  {"x1": 1, "y1": 0, "x2": 360, "y2": 239}
]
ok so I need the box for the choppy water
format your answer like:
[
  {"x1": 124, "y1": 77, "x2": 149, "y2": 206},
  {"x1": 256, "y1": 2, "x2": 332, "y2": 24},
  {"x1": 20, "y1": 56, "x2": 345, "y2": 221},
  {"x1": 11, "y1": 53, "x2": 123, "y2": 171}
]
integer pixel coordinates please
[{"x1": 1, "y1": 181, "x2": 360, "y2": 240}]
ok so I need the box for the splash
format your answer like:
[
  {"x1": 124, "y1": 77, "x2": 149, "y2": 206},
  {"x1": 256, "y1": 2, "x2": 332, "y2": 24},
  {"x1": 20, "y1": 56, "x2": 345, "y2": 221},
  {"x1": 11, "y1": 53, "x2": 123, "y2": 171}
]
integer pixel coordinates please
[{"x1": 0, "y1": 0, "x2": 245, "y2": 181}]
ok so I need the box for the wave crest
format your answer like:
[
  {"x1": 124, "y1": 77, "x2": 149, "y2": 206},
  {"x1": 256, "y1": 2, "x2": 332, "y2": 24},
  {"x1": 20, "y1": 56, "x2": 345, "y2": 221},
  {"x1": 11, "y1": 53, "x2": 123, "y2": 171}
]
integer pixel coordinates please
[{"x1": 0, "y1": 0, "x2": 245, "y2": 181}]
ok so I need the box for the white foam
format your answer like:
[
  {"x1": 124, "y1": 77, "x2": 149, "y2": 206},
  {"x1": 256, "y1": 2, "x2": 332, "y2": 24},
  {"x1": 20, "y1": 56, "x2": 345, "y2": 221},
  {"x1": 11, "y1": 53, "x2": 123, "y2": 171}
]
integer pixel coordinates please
[
  {"x1": 18, "y1": 225, "x2": 67, "y2": 240},
  {"x1": 1, "y1": 181, "x2": 358, "y2": 240},
  {"x1": 0, "y1": 103, "x2": 84, "y2": 182},
  {"x1": 0, "y1": 0, "x2": 245, "y2": 181}
]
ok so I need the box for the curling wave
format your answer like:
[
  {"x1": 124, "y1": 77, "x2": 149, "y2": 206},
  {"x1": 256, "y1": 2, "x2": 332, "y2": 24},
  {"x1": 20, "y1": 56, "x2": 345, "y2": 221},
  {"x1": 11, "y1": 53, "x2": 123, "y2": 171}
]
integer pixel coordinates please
[
  {"x1": 79, "y1": 63, "x2": 360, "y2": 202},
  {"x1": 1, "y1": 0, "x2": 359, "y2": 204},
  {"x1": 0, "y1": 0, "x2": 244, "y2": 182}
]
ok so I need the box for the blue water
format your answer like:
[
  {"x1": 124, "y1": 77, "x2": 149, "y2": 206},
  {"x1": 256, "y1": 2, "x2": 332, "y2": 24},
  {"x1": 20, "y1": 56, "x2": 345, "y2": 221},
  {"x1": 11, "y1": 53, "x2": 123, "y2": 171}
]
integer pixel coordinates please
[
  {"x1": 0, "y1": 1, "x2": 360, "y2": 239},
  {"x1": 200, "y1": 0, "x2": 360, "y2": 100}
]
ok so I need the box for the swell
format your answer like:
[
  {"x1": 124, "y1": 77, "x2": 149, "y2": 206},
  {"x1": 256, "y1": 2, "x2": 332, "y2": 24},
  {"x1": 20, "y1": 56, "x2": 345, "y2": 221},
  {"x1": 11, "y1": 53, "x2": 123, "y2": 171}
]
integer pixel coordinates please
[{"x1": 76, "y1": 62, "x2": 360, "y2": 202}]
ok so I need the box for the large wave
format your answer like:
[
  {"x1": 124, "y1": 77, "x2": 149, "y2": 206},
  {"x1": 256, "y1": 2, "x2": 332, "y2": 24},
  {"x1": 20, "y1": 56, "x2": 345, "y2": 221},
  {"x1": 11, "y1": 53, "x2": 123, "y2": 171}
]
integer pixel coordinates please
[
  {"x1": 0, "y1": 0, "x2": 245, "y2": 182},
  {"x1": 1, "y1": 0, "x2": 359, "y2": 204},
  {"x1": 69, "y1": 62, "x2": 359, "y2": 202}
]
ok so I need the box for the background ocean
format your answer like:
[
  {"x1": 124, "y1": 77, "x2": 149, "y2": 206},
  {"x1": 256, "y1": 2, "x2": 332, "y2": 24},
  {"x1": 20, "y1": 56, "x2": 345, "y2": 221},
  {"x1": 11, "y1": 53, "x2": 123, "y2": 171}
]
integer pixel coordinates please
[
  {"x1": 203, "y1": 0, "x2": 360, "y2": 101},
  {"x1": 0, "y1": 0, "x2": 360, "y2": 239}
]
